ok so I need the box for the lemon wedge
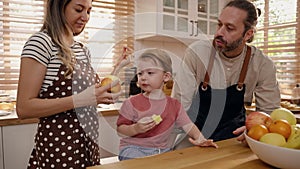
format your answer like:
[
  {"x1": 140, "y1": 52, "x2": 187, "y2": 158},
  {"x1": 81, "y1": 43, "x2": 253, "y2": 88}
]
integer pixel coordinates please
[{"x1": 152, "y1": 114, "x2": 162, "y2": 124}]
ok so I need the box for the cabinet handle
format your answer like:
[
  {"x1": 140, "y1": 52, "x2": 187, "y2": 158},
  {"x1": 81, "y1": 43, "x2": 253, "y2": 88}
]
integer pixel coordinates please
[
  {"x1": 194, "y1": 21, "x2": 198, "y2": 37},
  {"x1": 190, "y1": 20, "x2": 194, "y2": 36}
]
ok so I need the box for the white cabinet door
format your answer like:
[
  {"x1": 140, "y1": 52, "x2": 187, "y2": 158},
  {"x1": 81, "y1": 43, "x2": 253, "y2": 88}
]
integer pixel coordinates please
[
  {"x1": 135, "y1": 0, "x2": 225, "y2": 42},
  {"x1": 191, "y1": 0, "x2": 228, "y2": 38},
  {"x1": 135, "y1": 0, "x2": 197, "y2": 42},
  {"x1": 160, "y1": 0, "x2": 191, "y2": 39},
  {"x1": 99, "y1": 115, "x2": 120, "y2": 158},
  {"x1": 2, "y1": 123, "x2": 37, "y2": 169}
]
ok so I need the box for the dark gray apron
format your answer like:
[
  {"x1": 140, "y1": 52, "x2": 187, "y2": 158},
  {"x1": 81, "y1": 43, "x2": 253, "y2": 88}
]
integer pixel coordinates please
[{"x1": 195, "y1": 46, "x2": 251, "y2": 141}]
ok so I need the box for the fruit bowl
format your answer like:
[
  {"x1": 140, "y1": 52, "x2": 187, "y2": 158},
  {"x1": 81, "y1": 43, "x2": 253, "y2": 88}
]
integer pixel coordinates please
[{"x1": 245, "y1": 131, "x2": 300, "y2": 169}]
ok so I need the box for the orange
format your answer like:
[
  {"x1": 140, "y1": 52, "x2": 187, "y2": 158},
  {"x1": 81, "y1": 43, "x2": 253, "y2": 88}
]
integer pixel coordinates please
[
  {"x1": 247, "y1": 124, "x2": 269, "y2": 140},
  {"x1": 268, "y1": 119, "x2": 292, "y2": 139}
]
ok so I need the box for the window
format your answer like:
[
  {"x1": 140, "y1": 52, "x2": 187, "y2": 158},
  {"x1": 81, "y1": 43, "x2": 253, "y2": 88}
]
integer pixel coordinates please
[
  {"x1": 0, "y1": 0, "x2": 44, "y2": 96},
  {"x1": 0, "y1": 0, "x2": 134, "y2": 98},
  {"x1": 252, "y1": 0, "x2": 299, "y2": 97}
]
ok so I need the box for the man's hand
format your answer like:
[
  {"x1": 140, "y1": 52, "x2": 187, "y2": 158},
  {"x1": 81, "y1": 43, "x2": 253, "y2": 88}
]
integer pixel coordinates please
[{"x1": 233, "y1": 126, "x2": 247, "y2": 144}]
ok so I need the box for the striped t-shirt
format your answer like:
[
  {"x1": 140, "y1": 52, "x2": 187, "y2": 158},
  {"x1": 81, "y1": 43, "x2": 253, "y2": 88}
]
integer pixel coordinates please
[{"x1": 21, "y1": 30, "x2": 92, "y2": 94}]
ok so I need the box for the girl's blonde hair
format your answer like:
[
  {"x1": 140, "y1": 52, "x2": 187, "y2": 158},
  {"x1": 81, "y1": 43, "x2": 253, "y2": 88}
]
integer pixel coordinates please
[{"x1": 138, "y1": 49, "x2": 173, "y2": 74}]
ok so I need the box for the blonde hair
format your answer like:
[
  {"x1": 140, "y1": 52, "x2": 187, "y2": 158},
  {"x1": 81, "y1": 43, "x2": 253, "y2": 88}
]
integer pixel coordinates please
[
  {"x1": 138, "y1": 49, "x2": 173, "y2": 74},
  {"x1": 41, "y1": 0, "x2": 77, "y2": 76}
]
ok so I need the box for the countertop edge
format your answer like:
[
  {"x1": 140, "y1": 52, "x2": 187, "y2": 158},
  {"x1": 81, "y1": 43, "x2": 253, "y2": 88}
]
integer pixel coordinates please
[{"x1": 0, "y1": 109, "x2": 119, "y2": 127}]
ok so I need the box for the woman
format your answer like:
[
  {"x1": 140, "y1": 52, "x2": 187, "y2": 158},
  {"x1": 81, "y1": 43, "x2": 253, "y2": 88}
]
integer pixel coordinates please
[{"x1": 16, "y1": 0, "x2": 120, "y2": 168}]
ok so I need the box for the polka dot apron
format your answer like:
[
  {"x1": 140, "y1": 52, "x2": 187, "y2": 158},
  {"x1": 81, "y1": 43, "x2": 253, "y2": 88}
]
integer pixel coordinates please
[{"x1": 28, "y1": 55, "x2": 101, "y2": 168}]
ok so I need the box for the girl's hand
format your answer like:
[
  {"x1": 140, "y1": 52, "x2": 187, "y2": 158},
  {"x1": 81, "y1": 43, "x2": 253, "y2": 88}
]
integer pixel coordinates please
[
  {"x1": 189, "y1": 137, "x2": 218, "y2": 148},
  {"x1": 134, "y1": 120, "x2": 156, "y2": 134},
  {"x1": 111, "y1": 47, "x2": 134, "y2": 75}
]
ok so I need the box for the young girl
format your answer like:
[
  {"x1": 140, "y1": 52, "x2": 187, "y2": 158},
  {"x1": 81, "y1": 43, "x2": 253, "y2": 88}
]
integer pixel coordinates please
[{"x1": 116, "y1": 49, "x2": 218, "y2": 161}]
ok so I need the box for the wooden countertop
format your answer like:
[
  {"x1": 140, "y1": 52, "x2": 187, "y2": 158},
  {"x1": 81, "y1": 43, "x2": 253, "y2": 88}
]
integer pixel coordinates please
[
  {"x1": 1, "y1": 102, "x2": 299, "y2": 126},
  {"x1": 0, "y1": 103, "x2": 121, "y2": 126},
  {"x1": 88, "y1": 138, "x2": 274, "y2": 169}
]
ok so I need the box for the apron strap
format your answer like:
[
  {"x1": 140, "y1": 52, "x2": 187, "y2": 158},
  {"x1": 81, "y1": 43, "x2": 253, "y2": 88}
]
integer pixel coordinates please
[
  {"x1": 203, "y1": 45, "x2": 252, "y2": 90},
  {"x1": 202, "y1": 43, "x2": 216, "y2": 90},
  {"x1": 237, "y1": 46, "x2": 251, "y2": 90}
]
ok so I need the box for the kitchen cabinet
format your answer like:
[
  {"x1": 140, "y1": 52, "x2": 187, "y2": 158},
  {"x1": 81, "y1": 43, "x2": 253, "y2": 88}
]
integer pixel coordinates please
[
  {"x1": 135, "y1": 0, "x2": 228, "y2": 43},
  {"x1": 99, "y1": 114, "x2": 120, "y2": 159},
  {"x1": 0, "y1": 108, "x2": 120, "y2": 168},
  {"x1": 0, "y1": 117, "x2": 119, "y2": 168},
  {"x1": 1, "y1": 120, "x2": 120, "y2": 168},
  {"x1": 2, "y1": 123, "x2": 37, "y2": 169}
]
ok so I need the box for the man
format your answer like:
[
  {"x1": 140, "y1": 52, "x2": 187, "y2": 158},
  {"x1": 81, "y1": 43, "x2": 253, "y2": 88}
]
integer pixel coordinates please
[{"x1": 172, "y1": 0, "x2": 280, "y2": 144}]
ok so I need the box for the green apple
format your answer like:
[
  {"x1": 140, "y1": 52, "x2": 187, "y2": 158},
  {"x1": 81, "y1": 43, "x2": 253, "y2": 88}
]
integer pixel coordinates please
[
  {"x1": 270, "y1": 107, "x2": 297, "y2": 125},
  {"x1": 285, "y1": 124, "x2": 300, "y2": 149},
  {"x1": 259, "y1": 133, "x2": 286, "y2": 147}
]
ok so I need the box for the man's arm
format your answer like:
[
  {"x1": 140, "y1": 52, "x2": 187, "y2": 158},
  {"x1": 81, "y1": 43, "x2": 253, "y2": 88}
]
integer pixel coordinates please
[{"x1": 254, "y1": 56, "x2": 281, "y2": 114}]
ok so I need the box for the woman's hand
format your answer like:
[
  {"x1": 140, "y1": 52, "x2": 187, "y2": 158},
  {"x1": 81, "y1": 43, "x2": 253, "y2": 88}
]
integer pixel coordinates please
[
  {"x1": 233, "y1": 126, "x2": 247, "y2": 144},
  {"x1": 73, "y1": 80, "x2": 121, "y2": 108},
  {"x1": 95, "y1": 80, "x2": 121, "y2": 104},
  {"x1": 189, "y1": 137, "x2": 218, "y2": 148}
]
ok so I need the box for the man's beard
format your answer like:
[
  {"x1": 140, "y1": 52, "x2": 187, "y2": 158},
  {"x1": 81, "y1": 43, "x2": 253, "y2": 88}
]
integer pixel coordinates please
[{"x1": 214, "y1": 36, "x2": 243, "y2": 53}]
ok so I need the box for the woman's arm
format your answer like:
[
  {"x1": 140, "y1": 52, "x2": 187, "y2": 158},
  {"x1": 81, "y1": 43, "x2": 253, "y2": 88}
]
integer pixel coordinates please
[
  {"x1": 16, "y1": 58, "x2": 119, "y2": 119},
  {"x1": 16, "y1": 58, "x2": 73, "y2": 118}
]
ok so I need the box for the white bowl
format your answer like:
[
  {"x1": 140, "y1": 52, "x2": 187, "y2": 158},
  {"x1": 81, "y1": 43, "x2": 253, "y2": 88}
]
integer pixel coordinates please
[{"x1": 245, "y1": 131, "x2": 300, "y2": 169}]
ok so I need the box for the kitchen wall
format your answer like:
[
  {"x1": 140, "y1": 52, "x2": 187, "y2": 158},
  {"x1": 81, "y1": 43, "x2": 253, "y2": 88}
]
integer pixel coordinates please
[
  {"x1": 134, "y1": 37, "x2": 189, "y2": 87},
  {"x1": 135, "y1": 38, "x2": 187, "y2": 59}
]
